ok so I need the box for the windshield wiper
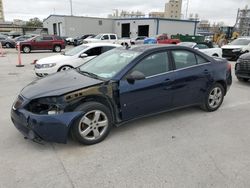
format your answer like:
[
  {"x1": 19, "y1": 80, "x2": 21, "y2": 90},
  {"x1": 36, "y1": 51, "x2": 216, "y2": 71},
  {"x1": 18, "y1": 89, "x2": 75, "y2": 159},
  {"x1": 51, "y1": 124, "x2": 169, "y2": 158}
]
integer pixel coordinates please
[{"x1": 76, "y1": 68, "x2": 100, "y2": 79}]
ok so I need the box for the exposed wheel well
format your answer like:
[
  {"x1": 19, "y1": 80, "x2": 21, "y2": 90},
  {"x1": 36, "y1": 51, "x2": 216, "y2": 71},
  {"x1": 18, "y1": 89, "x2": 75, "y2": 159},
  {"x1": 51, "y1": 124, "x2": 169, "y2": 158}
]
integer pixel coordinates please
[
  {"x1": 212, "y1": 54, "x2": 219, "y2": 57},
  {"x1": 216, "y1": 80, "x2": 227, "y2": 95}
]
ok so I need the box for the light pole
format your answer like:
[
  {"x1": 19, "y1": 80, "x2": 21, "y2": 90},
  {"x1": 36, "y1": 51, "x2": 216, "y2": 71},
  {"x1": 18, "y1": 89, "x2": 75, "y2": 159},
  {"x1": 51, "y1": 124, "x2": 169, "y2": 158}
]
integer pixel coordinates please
[
  {"x1": 69, "y1": 0, "x2": 73, "y2": 16},
  {"x1": 185, "y1": 0, "x2": 189, "y2": 19}
]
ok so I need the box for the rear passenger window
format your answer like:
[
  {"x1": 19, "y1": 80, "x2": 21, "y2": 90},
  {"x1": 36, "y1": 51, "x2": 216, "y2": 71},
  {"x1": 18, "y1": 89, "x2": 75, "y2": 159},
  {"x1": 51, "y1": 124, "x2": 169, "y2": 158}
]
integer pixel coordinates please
[
  {"x1": 110, "y1": 35, "x2": 116, "y2": 40},
  {"x1": 102, "y1": 46, "x2": 115, "y2": 53},
  {"x1": 131, "y1": 52, "x2": 169, "y2": 78},
  {"x1": 172, "y1": 50, "x2": 197, "y2": 69},
  {"x1": 55, "y1": 36, "x2": 63, "y2": 40},
  {"x1": 85, "y1": 47, "x2": 102, "y2": 56},
  {"x1": 43, "y1": 36, "x2": 53, "y2": 41}
]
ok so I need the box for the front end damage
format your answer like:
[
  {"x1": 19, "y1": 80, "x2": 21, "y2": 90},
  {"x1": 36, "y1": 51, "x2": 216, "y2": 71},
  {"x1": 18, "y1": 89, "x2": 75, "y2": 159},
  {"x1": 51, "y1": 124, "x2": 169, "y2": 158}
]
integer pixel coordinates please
[{"x1": 11, "y1": 81, "x2": 118, "y2": 144}]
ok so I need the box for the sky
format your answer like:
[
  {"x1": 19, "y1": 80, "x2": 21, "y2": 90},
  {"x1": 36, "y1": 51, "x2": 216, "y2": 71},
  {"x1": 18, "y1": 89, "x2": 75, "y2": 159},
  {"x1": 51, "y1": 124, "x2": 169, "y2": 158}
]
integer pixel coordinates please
[{"x1": 3, "y1": 0, "x2": 250, "y2": 25}]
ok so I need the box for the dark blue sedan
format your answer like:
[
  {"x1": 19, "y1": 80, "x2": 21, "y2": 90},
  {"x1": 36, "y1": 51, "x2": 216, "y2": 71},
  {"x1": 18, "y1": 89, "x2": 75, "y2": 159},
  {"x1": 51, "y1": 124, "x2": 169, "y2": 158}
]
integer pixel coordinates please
[{"x1": 11, "y1": 45, "x2": 232, "y2": 145}]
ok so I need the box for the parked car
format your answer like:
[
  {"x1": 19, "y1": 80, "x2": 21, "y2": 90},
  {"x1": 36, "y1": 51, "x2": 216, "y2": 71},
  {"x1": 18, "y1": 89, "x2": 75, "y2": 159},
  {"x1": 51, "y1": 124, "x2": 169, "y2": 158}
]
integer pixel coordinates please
[
  {"x1": 14, "y1": 35, "x2": 35, "y2": 43},
  {"x1": 157, "y1": 34, "x2": 180, "y2": 44},
  {"x1": 35, "y1": 43, "x2": 121, "y2": 77},
  {"x1": 11, "y1": 45, "x2": 232, "y2": 145},
  {"x1": 18, "y1": 35, "x2": 66, "y2": 53},
  {"x1": 178, "y1": 42, "x2": 222, "y2": 57},
  {"x1": 222, "y1": 37, "x2": 250, "y2": 60},
  {"x1": 0, "y1": 35, "x2": 16, "y2": 48},
  {"x1": 131, "y1": 36, "x2": 147, "y2": 45},
  {"x1": 65, "y1": 37, "x2": 74, "y2": 45},
  {"x1": 73, "y1": 34, "x2": 96, "y2": 46},
  {"x1": 84, "y1": 33, "x2": 118, "y2": 44},
  {"x1": 235, "y1": 52, "x2": 250, "y2": 82}
]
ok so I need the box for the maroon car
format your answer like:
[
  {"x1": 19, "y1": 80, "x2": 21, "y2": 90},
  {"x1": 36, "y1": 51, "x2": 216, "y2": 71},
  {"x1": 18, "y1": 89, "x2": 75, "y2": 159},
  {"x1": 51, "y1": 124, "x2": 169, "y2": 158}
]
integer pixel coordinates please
[{"x1": 17, "y1": 35, "x2": 66, "y2": 53}]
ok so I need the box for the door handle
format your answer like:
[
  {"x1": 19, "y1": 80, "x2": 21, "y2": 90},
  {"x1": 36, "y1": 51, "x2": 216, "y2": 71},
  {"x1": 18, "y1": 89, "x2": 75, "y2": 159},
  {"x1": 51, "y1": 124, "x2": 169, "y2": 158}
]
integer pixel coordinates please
[{"x1": 203, "y1": 69, "x2": 209, "y2": 75}]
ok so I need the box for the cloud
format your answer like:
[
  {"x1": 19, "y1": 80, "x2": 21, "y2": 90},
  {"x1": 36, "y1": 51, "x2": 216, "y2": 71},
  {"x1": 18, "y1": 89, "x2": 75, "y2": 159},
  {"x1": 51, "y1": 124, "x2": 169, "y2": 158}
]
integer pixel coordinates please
[{"x1": 3, "y1": 0, "x2": 249, "y2": 25}]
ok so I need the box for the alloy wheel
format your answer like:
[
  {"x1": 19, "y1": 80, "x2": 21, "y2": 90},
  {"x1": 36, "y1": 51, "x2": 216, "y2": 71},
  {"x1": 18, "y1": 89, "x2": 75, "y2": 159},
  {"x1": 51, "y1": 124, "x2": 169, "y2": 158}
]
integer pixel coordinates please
[
  {"x1": 59, "y1": 66, "x2": 72, "y2": 71},
  {"x1": 208, "y1": 87, "x2": 223, "y2": 109},
  {"x1": 78, "y1": 110, "x2": 108, "y2": 141}
]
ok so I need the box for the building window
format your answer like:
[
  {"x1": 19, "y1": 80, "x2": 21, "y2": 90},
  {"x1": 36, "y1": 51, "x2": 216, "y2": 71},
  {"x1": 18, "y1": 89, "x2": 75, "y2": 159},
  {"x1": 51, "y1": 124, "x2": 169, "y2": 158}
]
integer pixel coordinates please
[{"x1": 99, "y1": 20, "x2": 103, "y2": 25}]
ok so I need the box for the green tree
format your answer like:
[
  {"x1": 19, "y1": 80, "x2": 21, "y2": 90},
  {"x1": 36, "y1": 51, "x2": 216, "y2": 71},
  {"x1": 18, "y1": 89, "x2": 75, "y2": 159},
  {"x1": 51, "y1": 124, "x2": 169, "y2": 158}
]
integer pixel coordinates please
[{"x1": 26, "y1": 17, "x2": 43, "y2": 27}]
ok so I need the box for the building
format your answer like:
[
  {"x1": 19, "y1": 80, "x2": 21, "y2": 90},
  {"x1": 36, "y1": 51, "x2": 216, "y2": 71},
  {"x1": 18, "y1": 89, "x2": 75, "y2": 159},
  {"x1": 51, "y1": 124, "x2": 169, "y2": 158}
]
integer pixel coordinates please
[
  {"x1": 197, "y1": 20, "x2": 211, "y2": 35},
  {"x1": 165, "y1": 0, "x2": 182, "y2": 19},
  {"x1": 149, "y1": 12, "x2": 165, "y2": 18},
  {"x1": 43, "y1": 15, "x2": 114, "y2": 37},
  {"x1": 0, "y1": 0, "x2": 4, "y2": 22},
  {"x1": 43, "y1": 15, "x2": 199, "y2": 38},
  {"x1": 235, "y1": 5, "x2": 250, "y2": 36},
  {"x1": 108, "y1": 10, "x2": 145, "y2": 18}
]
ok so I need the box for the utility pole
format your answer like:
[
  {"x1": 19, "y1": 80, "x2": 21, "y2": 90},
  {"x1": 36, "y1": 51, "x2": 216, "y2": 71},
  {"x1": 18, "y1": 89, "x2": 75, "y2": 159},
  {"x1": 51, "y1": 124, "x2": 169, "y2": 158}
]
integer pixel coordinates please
[
  {"x1": 69, "y1": 0, "x2": 73, "y2": 16},
  {"x1": 185, "y1": 0, "x2": 189, "y2": 19}
]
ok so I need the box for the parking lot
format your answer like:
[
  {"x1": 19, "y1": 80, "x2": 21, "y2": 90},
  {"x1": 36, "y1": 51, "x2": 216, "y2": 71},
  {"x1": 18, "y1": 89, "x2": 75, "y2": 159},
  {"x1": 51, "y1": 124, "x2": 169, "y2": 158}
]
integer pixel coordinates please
[{"x1": 0, "y1": 48, "x2": 250, "y2": 188}]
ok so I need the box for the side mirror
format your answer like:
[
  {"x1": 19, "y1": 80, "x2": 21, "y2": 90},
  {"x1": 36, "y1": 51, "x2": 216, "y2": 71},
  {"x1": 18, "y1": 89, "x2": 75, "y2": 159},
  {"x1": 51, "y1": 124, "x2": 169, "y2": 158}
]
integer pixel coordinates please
[
  {"x1": 126, "y1": 71, "x2": 145, "y2": 84},
  {"x1": 194, "y1": 47, "x2": 199, "y2": 50},
  {"x1": 79, "y1": 53, "x2": 88, "y2": 58},
  {"x1": 101, "y1": 37, "x2": 105, "y2": 40}
]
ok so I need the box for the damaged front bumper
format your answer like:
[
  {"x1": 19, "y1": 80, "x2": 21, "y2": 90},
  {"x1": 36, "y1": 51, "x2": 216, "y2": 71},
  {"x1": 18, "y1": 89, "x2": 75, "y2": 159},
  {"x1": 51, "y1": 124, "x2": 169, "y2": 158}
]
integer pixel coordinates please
[{"x1": 11, "y1": 108, "x2": 83, "y2": 144}]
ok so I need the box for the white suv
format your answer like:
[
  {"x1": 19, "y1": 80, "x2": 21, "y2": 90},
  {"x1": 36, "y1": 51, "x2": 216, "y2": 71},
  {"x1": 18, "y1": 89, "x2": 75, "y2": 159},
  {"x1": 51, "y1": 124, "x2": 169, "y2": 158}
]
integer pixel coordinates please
[{"x1": 84, "y1": 33, "x2": 118, "y2": 44}]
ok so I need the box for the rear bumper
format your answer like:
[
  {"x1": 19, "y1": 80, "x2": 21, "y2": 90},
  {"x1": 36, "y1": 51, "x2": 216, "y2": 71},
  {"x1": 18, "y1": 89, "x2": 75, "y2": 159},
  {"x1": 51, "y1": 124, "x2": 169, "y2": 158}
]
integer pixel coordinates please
[{"x1": 11, "y1": 108, "x2": 83, "y2": 144}]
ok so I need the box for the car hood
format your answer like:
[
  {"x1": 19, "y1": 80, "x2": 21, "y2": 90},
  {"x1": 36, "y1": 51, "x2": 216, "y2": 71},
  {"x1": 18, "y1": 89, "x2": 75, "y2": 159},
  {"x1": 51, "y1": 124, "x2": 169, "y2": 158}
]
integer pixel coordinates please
[
  {"x1": 37, "y1": 55, "x2": 73, "y2": 64},
  {"x1": 84, "y1": 38, "x2": 99, "y2": 42},
  {"x1": 239, "y1": 52, "x2": 250, "y2": 60},
  {"x1": 21, "y1": 69, "x2": 105, "y2": 99},
  {"x1": 221, "y1": 45, "x2": 247, "y2": 49}
]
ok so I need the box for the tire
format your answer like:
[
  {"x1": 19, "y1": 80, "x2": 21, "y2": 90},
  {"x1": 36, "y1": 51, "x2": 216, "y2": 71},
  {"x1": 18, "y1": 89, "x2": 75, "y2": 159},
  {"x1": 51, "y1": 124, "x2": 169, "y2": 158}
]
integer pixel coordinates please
[
  {"x1": 5, "y1": 42, "x2": 11, "y2": 48},
  {"x1": 201, "y1": 83, "x2": 225, "y2": 112},
  {"x1": 53, "y1": 45, "x2": 61, "y2": 52},
  {"x1": 22, "y1": 46, "x2": 31, "y2": 53},
  {"x1": 58, "y1": 65, "x2": 73, "y2": 72},
  {"x1": 71, "y1": 102, "x2": 112, "y2": 145},
  {"x1": 237, "y1": 77, "x2": 249, "y2": 82}
]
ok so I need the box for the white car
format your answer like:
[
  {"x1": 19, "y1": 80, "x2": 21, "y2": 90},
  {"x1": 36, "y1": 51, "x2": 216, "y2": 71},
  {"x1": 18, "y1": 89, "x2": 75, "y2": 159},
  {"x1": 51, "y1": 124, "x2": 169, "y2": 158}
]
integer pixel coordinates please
[
  {"x1": 221, "y1": 37, "x2": 250, "y2": 60},
  {"x1": 84, "y1": 33, "x2": 118, "y2": 44},
  {"x1": 35, "y1": 43, "x2": 121, "y2": 77},
  {"x1": 178, "y1": 42, "x2": 222, "y2": 57},
  {"x1": 130, "y1": 36, "x2": 147, "y2": 45}
]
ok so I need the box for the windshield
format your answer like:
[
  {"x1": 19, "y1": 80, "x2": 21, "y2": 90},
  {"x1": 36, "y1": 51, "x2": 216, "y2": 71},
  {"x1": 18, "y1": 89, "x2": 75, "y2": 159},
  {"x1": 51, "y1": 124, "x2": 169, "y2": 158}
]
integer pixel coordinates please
[
  {"x1": 78, "y1": 49, "x2": 141, "y2": 79},
  {"x1": 64, "y1": 45, "x2": 88, "y2": 56},
  {"x1": 178, "y1": 42, "x2": 195, "y2": 48},
  {"x1": 231, "y1": 39, "x2": 250, "y2": 46},
  {"x1": 94, "y1": 34, "x2": 103, "y2": 39}
]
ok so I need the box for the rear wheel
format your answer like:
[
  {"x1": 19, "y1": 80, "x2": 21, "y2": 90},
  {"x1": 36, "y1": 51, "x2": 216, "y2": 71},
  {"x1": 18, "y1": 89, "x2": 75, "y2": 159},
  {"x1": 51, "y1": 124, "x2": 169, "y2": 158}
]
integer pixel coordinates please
[
  {"x1": 201, "y1": 83, "x2": 225, "y2": 112},
  {"x1": 23, "y1": 46, "x2": 31, "y2": 53},
  {"x1": 71, "y1": 102, "x2": 112, "y2": 145},
  {"x1": 5, "y1": 42, "x2": 11, "y2": 48}
]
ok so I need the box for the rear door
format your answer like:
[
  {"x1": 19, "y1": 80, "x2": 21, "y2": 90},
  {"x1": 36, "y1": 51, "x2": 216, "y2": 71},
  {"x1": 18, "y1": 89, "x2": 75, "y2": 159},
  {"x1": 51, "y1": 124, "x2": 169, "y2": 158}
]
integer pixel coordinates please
[
  {"x1": 119, "y1": 51, "x2": 175, "y2": 121},
  {"x1": 41, "y1": 36, "x2": 53, "y2": 50},
  {"x1": 170, "y1": 50, "x2": 212, "y2": 107}
]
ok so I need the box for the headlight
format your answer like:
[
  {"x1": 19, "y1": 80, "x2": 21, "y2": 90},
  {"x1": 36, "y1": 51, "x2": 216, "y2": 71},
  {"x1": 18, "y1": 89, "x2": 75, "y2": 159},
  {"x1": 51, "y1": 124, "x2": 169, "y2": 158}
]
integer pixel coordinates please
[
  {"x1": 26, "y1": 97, "x2": 64, "y2": 115},
  {"x1": 41, "y1": 63, "x2": 56, "y2": 68},
  {"x1": 232, "y1": 48, "x2": 242, "y2": 52}
]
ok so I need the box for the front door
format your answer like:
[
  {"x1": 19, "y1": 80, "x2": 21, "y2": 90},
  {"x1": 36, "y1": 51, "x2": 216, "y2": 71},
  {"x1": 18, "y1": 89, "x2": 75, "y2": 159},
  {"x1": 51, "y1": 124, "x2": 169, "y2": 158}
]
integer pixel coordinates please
[{"x1": 119, "y1": 51, "x2": 175, "y2": 121}]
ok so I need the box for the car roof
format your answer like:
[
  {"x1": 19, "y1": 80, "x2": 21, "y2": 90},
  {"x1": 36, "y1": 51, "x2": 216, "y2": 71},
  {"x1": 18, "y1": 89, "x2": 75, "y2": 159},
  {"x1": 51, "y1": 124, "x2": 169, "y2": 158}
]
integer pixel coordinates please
[
  {"x1": 126, "y1": 44, "x2": 192, "y2": 53},
  {"x1": 80, "y1": 42, "x2": 121, "y2": 47}
]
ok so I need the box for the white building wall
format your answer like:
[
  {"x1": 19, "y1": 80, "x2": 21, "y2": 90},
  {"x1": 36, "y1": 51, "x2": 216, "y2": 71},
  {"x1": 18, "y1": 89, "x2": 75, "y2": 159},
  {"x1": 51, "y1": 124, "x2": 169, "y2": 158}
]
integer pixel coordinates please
[
  {"x1": 64, "y1": 17, "x2": 114, "y2": 37},
  {"x1": 158, "y1": 20, "x2": 196, "y2": 36},
  {"x1": 43, "y1": 16, "x2": 66, "y2": 36},
  {"x1": 114, "y1": 19, "x2": 157, "y2": 38}
]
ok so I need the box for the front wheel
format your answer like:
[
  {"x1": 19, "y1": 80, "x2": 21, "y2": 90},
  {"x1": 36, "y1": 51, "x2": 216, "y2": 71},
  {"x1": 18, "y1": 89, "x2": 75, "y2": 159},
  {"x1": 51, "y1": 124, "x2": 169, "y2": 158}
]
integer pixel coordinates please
[
  {"x1": 201, "y1": 83, "x2": 225, "y2": 112},
  {"x1": 58, "y1": 65, "x2": 73, "y2": 72},
  {"x1": 71, "y1": 102, "x2": 112, "y2": 145},
  {"x1": 53, "y1": 45, "x2": 61, "y2": 52}
]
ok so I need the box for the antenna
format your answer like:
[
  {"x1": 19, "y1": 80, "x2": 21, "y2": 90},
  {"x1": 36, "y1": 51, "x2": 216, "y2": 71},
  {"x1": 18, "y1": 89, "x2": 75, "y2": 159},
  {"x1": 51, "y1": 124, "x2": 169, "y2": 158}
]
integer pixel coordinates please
[{"x1": 69, "y1": 0, "x2": 73, "y2": 16}]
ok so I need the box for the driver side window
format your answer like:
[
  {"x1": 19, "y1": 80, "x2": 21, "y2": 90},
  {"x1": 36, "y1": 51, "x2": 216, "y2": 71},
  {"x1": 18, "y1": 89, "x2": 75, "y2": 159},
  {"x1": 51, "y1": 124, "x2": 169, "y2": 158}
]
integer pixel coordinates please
[
  {"x1": 102, "y1": 35, "x2": 109, "y2": 40},
  {"x1": 131, "y1": 51, "x2": 169, "y2": 78}
]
